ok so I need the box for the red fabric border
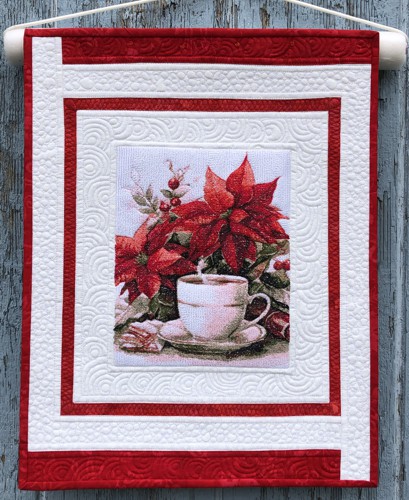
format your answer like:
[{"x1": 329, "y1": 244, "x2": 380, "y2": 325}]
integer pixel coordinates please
[
  {"x1": 61, "y1": 97, "x2": 341, "y2": 418},
  {"x1": 19, "y1": 29, "x2": 379, "y2": 489},
  {"x1": 25, "y1": 28, "x2": 377, "y2": 66},
  {"x1": 19, "y1": 30, "x2": 34, "y2": 488},
  {"x1": 20, "y1": 449, "x2": 342, "y2": 490}
]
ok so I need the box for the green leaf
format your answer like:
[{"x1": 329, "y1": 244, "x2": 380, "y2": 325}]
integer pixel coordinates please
[
  {"x1": 160, "y1": 189, "x2": 173, "y2": 199},
  {"x1": 114, "y1": 296, "x2": 150, "y2": 329},
  {"x1": 149, "y1": 291, "x2": 178, "y2": 322},
  {"x1": 172, "y1": 185, "x2": 190, "y2": 198},
  {"x1": 159, "y1": 286, "x2": 177, "y2": 307},
  {"x1": 246, "y1": 259, "x2": 270, "y2": 281},
  {"x1": 130, "y1": 295, "x2": 150, "y2": 314},
  {"x1": 175, "y1": 231, "x2": 191, "y2": 247},
  {"x1": 146, "y1": 184, "x2": 153, "y2": 201},
  {"x1": 139, "y1": 207, "x2": 155, "y2": 215},
  {"x1": 168, "y1": 233, "x2": 179, "y2": 245},
  {"x1": 260, "y1": 270, "x2": 290, "y2": 289},
  {"x1": 133, "y1": 194, "x2": 148, "y2": 206},
  {"x1": 276, "y1": 239, "x2": 290, "y2": 255},
  {"x1": 152, "y1": 196, "x2": 159, "y2": 210},
  {"x1": 149, "y1": 294, "x2": 160, "y2": 316},
  {"x1": 259, "y1": 243, "x2": 279, "y2": 257},
  {"x1": 249, "y1": 281, "x2": 266, "y2": 295},
  {"x1": 168, "y1": 232, "x2": 192, "y2": 248},
  {"x1": 157, "y1": 302, "x2": 178, "y2": 322}
]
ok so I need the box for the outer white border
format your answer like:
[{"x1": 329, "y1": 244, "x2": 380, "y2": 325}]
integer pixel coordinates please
[
  {"x1": 28, "y1": 37, "x2": 372, "y2": 481},
  {"x1": 73, "y1": 110, "x2": 329, "y2": 404}
]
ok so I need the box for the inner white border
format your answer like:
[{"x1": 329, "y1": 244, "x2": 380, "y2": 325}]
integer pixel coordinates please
[
  {"x1": 28, "y1": 37, "x2": 372, "y2": 481},
  {"x1": 73, "y1": 110, "x2": 329, "y2": 404}
]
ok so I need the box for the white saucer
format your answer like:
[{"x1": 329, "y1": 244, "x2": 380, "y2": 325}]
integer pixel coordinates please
[{"x1": 158, "y1": 319, "x2": 267, "y2": 354}]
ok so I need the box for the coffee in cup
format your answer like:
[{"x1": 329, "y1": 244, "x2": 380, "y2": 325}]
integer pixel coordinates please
[{"x1": 177, "y1": 274, "x2": 270, "y2": 342}]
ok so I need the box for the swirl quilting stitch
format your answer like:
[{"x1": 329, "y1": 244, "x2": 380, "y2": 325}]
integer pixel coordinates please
[
  {"x1": 25, "y1": 36, "x2": 375, "y2": 485},
  {"x1": 74, "y1": 112, "x2": 329, "y2": 403}
]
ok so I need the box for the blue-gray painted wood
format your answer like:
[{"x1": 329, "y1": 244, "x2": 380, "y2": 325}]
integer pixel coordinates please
[{"x1": 0, "y1": 0, "x2": 408, "y2": 498}]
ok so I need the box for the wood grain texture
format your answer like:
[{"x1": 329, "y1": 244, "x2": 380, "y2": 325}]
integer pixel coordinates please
[{"x1": 0, "y1": 0, "x2": 407, "y2": 498}]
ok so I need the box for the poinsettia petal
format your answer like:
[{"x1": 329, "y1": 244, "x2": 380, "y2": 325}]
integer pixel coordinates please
[
  {"x1": 136, "y1": 267, "x2": 161, "y2": 298},
  {"x1": 204, "y1": 167, "x2": 234, "y2": 213},
  {"x1": 221, "y1": 234, "x2": 237, "y2": 272},
  {"x1": 147, "y1": 248, "x2": 183, "y2": 273},
  {"x1": 250, "y1": 216, "x2": 289, "y2": 241},
  {"x1": 245, "y1": 203, "x2": 287, "y2": 221},
  {"x1": 121, "y1": 281, "x2": 141, "y2": 303},
  {"x1": 243, "y1": 240, "x2": 257, "y2": 261},
  {"x1": 116, "y1": 236, "x2": 141, "y2": 258},
  {"x1": 252, "y1": 178, "x2": 279, "y2": 205},
  {"x1": 221, "y1": 233, "x2": 248, "y2": 273},
  {"x1": 161, "y1": 276, "x2": 176, "y2": 290},
  {"x1": 115, "y1": 258, "x2": 139, "y2": 285},
  {"x1": 131, "y1": 217, "x2": 150, "y2": 252},
  {"x1": 229, "y1": 221, "x2": 268, "y2": 243},
  {"x1": 229, "y1": 208, "x2": 248, "y2": 223},
  {"x1": 172, "y1": 200, "x2": 216, "y2": 222},
  {"x1": 164, "y1": 243, "x2": 189, "y2": 256},
  {"x1": 226, "y1": 154, "x2": 255, "y2": 205},
  {"x1": 147, "y1": 218, "x2": 198, "y2": 257},
  {"x1": 189, "y1": 219, "x2": 226, "y2": 260},
  {"x1": 173, "y1": 220, "x2": 202, "y2": 233},
  {"x1": 160, "y1": 258, "x2": 197, "y2": 276},
  {"x1": 146, "y1": 218, "x2": 197, "y2": 255}
]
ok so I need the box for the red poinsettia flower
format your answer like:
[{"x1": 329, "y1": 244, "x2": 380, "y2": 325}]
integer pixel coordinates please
[
  {"x1": 171, "y1": 155, "x2": 288, "y2": 272},
  {"x1": 115, "y1": 218, "x2": 196, "y2": 302}
]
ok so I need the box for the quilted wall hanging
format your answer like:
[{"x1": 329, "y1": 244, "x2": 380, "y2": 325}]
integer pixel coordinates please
[{"x1": 19, "y1": 28, "x2": 378, "y2": 489}]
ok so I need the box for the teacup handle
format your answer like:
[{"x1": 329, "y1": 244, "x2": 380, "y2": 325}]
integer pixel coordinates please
[{"x1": 237, "y1": 293, "x2": 271, "y2": 332}]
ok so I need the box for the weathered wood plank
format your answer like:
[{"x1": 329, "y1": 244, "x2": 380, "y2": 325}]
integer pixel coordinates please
[
  {"x1": 0, "y1": 1, "x2": 408, "y2": 499},
  {"x1": 0, "y1": 0, "x2": 57, "y2": 497}
]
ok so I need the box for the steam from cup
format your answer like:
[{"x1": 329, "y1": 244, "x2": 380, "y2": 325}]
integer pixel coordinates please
[{"x1": 196, "y1": 258, "x2": 210, "y2": 285}]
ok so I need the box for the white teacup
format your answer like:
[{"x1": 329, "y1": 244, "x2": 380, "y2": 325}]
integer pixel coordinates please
[{"x1": 177, "y1": 274, "x2": 271, "y2": 342}]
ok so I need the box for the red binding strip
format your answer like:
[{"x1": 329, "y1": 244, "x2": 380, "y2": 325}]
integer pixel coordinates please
[
  {"x1": 26, "y1": 28, "x2": 377, "y2": 66},
  {"x1": 369, "y1": 35, "x2": 380, "y2": 487},
  {"x1": 61, "y1": 97, "x2": 341, "y2": 417},
  {"x1": 20, "y1": 31, "x2": 34, "y2": 491},
  {"x1": 19, "y1": 449, "x2": 341, "y2": 490}
]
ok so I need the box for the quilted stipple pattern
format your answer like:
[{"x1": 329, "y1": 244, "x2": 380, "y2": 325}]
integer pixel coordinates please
[{"x1": 20, "y1": 28, "x2": 378, "y2": 490}]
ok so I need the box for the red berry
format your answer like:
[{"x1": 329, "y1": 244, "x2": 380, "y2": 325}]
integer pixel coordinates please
[
  {"x1": 282, "y1": 259, "x2": 290, "y2": 271},
  {"x1": 160, "y1": 201, "x2": 170, "y2": 212},
  {"x1": 274, "y1": 259, "x2": 290, "y2": 271},
  {"x1": 168, "y1": 177, "x2": 180, "y2": 189},
  {"x1": 170, "y1": 197, "x2": 181, "y2": 207}
]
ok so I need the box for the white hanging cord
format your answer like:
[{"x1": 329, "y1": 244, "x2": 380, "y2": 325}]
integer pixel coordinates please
[
  {"x1": 4, "y1": 0, "x2": 407, "y2": 40},
  {"x1": 285, "y1": 0, "x2": 408, "y2": 42},
  {"x1": 4, "y1": 0, "x2": 158, "y2": 33},
  {"x1": 4, "y1": 0, "x2": 407, "y2": 39}
]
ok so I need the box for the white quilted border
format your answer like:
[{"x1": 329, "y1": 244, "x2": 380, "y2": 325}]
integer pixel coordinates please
[
  {"x1": 28, "y1": 37, "x2": 372, "y2": 482},
  {"x1": 73, "y1": 111, "x2": 329, "y2": 404}
]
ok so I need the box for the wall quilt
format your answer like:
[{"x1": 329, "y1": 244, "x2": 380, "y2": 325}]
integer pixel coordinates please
[{"x1": 20, "y1": 28, "x2": 379, "y2": 489}]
